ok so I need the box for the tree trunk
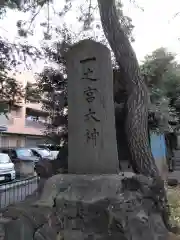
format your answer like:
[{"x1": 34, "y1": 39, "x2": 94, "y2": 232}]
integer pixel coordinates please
[
  {"x1": 97, "y1": 0, "x2": 171, "y2": 230},
  {"x1": 97, "y1": 0, "x2": 159, "y2": 178}
]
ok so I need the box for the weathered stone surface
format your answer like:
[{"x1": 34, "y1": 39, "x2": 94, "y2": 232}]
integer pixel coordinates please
[
  {"x1": 66, "y1": 39, "x2": 119, "y2": 174},
  {"x1": 3, "y1": 205, "x2": 51, "y2": 228},
  {"x1": 33, "y1": 172, "x2": 135, "y2": 207},
  {"x1": 1, "y1": 173, "x2": 169, "y2": 240},
  {"x1": 0, "y1": 217, "x2": 11, "y2": 240},
  {"x1": 34, "y1": 223, "x2": 57, "y2": 240},
  {"x1": 5, "y1": 216, "x2": 34, "y2": 240}
]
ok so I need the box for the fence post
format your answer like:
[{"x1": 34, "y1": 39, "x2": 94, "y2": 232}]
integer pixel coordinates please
[{"x1": 0, "y1": 176, "x2": 38, "y2": 209}]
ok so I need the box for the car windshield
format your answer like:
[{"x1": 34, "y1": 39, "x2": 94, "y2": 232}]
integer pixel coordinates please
[
  {"x1": 38, "y1": 145, "x2": 61, "y2": 151},
  {"x1": 0, "y1": 154, "x2": 11, "y2": 163},
  {"x1": 16, "y1": 149, "x2": 33, "y2": 157},
  {"x1": 36, "y1": 149, "x2": 51, "y2": 157}
]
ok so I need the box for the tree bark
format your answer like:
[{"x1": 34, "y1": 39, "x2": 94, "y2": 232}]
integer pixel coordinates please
[
  {"x1": 97, "y1": 0, "x2": 159, "y2": 178},
  {"x1": 97, "y1": 0, "x2": 171, "y2": 230}
]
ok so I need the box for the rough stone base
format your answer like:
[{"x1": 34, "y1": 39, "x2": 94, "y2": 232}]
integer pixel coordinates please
[{"x1": 0, "y1": 173, "x2": 169, "y2": 240}]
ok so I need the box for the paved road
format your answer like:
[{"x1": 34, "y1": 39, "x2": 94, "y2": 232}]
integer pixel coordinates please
[{"x1": 0, "y1": 178, "x2": 38, "y2": 209}]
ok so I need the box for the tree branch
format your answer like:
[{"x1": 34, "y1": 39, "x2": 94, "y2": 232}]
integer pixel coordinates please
[
  {"x1": 97, "y1": 0, "x2": 159, "y2": 178},
  {"x1": 26, "y1": 5, "x2": 43, "y2": 33}
]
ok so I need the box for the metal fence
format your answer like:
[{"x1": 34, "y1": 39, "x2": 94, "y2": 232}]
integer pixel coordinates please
[{"x1": 0, "y1": 176, "x2": 39, "y2": 209}]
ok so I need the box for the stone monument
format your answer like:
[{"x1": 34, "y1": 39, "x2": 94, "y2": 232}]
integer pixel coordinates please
[
  {"x1": 0, "y1": 40, "x2": 169, "y2": 240},
  {"x1": 66, "y1": 39, "x2": 119, "y2": 174}
]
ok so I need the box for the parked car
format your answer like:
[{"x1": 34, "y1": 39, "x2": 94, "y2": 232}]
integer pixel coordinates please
[
  {"x1": 30, "y1": 148, "x2": 54, "y2": 161},
  {"x1": 0, "y1": 153, "x2": 16, "y2": 182},
  {"x1": 37, "y1": 144, "x2": 61, "y2": 160},
  {"x1": 1, "y1": 148, "x2": 40, "y2": 163},
  {"x1": 0, "y1": 148, "x2": 40, "y2": 178}
]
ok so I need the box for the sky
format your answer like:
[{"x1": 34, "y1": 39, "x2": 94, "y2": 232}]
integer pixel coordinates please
[
  {"x1": 123, "y1": 0, "x2": 180, "y2": 62},
  {"x1": 0, "y1": 0, "x2": 180, "y2": 73}
]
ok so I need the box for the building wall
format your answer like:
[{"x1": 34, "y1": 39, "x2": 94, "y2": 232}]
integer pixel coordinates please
[
  {"x1": 0, "y1": 105, "x2": 47, "y2": 147},
  {"x1": 0, "y1": 72, "x2": 48, "y2": 147},
  {"x1": 6, "y1": 104, "x2": 47, "y2": 136},
  {"x1": 0, "y1": 135, "x2": 25, "y2": 147},
  {"x1": 0, "y1": 114, "x2": 8, "y2": 129},
  {"x1": 0, "y1": 134, "x2": 46, "y2": 148},
  {"x1": 0, "y1": 72, "x2": 47, "y2": 136},
  {"x1": 25, "y1": 136, "x2": 46, "y2": 147}
]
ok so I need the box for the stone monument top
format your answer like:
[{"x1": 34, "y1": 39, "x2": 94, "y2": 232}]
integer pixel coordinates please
[{"x1": 66, "y1": 39, "x2": 119, "y2": 174}]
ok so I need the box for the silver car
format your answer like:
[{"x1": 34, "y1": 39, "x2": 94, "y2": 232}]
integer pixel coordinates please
[
  {"x1": 0, "y1": 153, "x2": 15, "y2": 181},
  {"x1": 30, "y1": 148, "x2": 54, "y2": 161}
]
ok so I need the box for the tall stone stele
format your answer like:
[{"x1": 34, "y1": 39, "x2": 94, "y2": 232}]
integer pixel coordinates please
[{"x1": 66, "y1": 39, "x2": 119, "y2": 174}]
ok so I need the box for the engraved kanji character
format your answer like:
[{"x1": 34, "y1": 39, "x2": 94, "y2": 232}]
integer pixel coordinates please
[
  {"x1": 85, "y1": 128, "x2": 99, "y2": 146},
  {"x1": 84, "y1": 86, "x2": 98, "y2": 103},
  {"x1": 84, "y1": 108, "x2": 100, "y2": 122}
]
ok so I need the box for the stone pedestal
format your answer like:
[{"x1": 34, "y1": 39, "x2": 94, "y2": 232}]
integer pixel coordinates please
[
  {"x1": 1, "y1": 173, "x2": 168, "y2": 240},
  {"x1": 15, "y1": 160, "x2": 35, "y2": 177},
  {"x1": 66, "y1": 39, "x2": 119, "y2": 174}
]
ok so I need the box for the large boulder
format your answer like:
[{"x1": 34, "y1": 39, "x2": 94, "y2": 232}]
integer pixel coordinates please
[{"x1": 0, "y1": 173, "x2": 169, "y2": 240}]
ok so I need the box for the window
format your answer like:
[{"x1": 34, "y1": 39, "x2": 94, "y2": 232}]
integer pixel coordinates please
[
  {"x1": 11, "y1": 107, "x2": 22, "y2": 118},
  {"x1": 1, "y1": 136, "x2": 9, "y2": 148},
  {"x1": 37, "y1": 144, "x2": 61, "y2": 151},
  {"x1": 2, "y1": 149, "x2": 9, "y2": 154},
  {"x1": 31, "y1": 150, "x2": 41, "y2": 158},
  {"x1": 0, "y1": 154, "x2": 11, "y2": 163},
  {"x1": 1, "y1": 149, "x2": 16, "y2": 159},
  {"x1": 16, "y1": 139, "x2": 21, "y2": 147},
  {"x1": 10, "y1": 150, "x2": 17, "y2": 159},
  {"x1": 26, "y1": 115, "x2": 39, "y2": 121},
  {"x1": 16, "y1": 149, "x2": 33, "y2": 158},
  {"x1": 35, "y1": 149, "x2": 50, "y2": 157}
]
